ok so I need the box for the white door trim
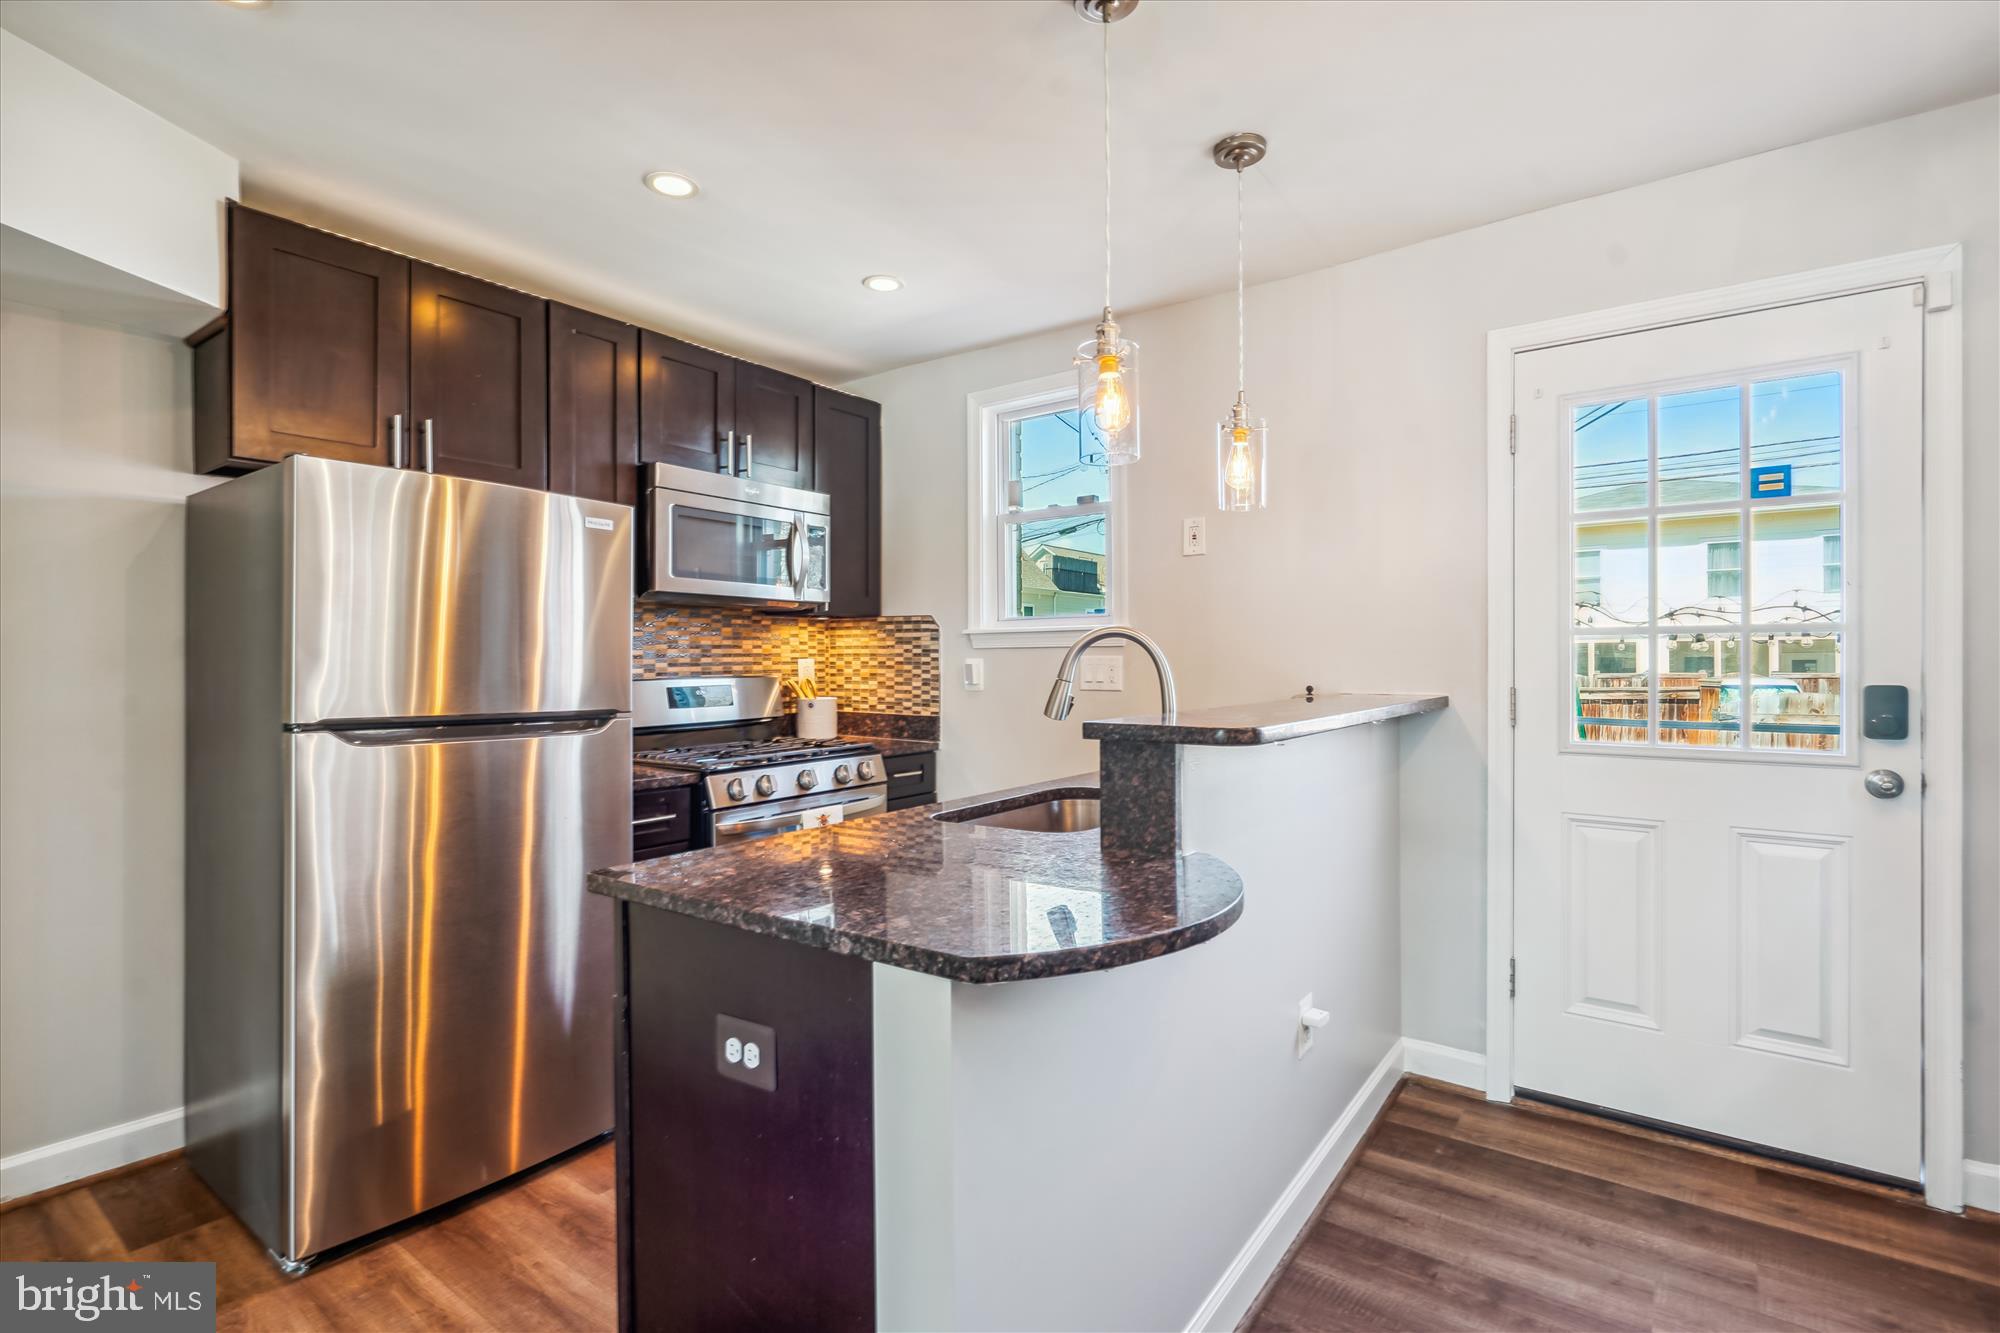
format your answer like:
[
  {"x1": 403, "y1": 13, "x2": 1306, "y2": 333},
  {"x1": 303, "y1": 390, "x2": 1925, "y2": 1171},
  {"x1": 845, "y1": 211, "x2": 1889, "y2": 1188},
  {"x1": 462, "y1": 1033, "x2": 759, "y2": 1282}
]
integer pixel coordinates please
[{"x1": 1483, "y1": 245, "x2": 1966, "y2": 1211}]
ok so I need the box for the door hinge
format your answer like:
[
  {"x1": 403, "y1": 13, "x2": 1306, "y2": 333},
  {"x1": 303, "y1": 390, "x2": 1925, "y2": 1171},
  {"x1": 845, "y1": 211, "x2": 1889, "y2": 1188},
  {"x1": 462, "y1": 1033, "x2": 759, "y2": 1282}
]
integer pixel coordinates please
[
  {"x1": 1508, "y1": 414, "x2": 1517, "y2": 455},
  {"x1": 1508, "y1": 686, "x2": 1517, "y2": 727},
  {"x1": 1509, "y1": 957, "x2": 1517, "y2": 999}
]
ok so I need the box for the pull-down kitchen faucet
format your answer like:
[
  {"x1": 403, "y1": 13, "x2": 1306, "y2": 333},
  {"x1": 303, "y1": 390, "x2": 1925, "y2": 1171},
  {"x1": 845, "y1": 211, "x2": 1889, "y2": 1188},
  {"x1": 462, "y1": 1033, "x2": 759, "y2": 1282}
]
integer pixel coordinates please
[{"x1": 1043, "y1": 626, "x2": 1177, "y2": 722}]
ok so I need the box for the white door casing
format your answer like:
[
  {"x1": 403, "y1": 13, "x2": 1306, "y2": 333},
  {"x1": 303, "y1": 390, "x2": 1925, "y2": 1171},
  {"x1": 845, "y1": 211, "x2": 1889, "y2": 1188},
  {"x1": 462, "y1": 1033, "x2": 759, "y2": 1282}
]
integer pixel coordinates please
[{"x1": 1509, "y1": 287, "x2": 1924, "y2": 1182}]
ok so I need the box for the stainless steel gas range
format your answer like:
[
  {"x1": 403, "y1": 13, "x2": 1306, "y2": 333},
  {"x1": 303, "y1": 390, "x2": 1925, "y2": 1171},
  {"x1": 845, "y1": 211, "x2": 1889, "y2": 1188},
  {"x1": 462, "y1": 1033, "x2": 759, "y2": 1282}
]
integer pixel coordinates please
[{"x1": 634, "y1": 676, "x2": 886, "y2": 847}]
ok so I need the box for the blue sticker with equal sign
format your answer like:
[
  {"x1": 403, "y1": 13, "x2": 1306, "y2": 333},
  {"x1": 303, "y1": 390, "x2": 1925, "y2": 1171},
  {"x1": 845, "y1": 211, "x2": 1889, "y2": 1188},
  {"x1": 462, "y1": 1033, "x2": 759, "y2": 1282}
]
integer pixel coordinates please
[{"x1": 1750, "y1": 464, "x2": 1793, "y2": 498}]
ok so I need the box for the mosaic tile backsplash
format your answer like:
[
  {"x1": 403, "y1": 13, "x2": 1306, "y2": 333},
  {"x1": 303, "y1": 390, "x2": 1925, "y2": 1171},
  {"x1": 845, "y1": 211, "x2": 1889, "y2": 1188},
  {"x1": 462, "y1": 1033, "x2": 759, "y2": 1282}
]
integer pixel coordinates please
[{"x1": 632, "y1": 606, "x2": 940, "y2": 717}]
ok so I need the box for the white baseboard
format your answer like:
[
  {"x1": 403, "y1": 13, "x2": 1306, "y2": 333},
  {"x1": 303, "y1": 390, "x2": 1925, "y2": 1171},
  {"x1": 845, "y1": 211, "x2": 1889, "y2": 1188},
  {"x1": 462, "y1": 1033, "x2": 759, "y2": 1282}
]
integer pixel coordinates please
[
  {"x1": 0, "y1": 1106, "x2": 184, "y2": 1204},
  {"x1": 1184, "y1": 1041, "x2": 1404, "y2": 1333},
  {"x1": 1966, "y1": 1159, "x2": 1999, "y2": 1213},
  {"x1": 1400, "y1": 1038, "x2": 1486, "y2": 1091}
]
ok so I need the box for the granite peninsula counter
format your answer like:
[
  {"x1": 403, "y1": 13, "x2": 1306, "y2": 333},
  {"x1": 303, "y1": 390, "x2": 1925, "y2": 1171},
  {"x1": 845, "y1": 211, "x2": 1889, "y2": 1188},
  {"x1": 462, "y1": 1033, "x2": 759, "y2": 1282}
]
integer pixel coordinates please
[{"x1": 594, "y1": 691, "x2": 1448, "y2": 1333}]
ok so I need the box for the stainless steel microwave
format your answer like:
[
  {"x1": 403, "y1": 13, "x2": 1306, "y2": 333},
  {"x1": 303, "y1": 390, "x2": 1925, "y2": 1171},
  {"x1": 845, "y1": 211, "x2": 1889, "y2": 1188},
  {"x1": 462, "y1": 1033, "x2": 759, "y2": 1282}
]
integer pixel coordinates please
[{"x1": 641, "y1": 462, "x2": 830, "y2": 611}]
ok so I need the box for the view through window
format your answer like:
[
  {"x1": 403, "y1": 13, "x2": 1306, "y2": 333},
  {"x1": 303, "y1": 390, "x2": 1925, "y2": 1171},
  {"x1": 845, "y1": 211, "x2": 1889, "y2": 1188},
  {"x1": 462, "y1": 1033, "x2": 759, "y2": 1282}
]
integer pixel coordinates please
[
  {"x1": 1569, "y1": 369, "x2": 1846, "y2": 753},
  {"x1": 1003, "y1": 407, "x2": 1111, "y2": 620}
]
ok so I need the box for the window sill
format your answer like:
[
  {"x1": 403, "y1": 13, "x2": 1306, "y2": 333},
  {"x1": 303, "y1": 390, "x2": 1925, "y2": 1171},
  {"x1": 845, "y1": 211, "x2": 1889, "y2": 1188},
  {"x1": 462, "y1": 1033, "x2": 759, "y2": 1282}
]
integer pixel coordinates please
[{"x1": 966, "y1": 624, "x2": 1106, "y2": 650}]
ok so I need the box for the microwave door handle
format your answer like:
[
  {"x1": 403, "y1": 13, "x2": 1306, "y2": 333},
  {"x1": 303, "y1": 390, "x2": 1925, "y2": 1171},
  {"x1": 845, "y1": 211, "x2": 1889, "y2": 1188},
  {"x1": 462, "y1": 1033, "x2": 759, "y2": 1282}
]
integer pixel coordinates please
[{"x1": 790, "y1": 521, "x2": 806, "y2": 597}]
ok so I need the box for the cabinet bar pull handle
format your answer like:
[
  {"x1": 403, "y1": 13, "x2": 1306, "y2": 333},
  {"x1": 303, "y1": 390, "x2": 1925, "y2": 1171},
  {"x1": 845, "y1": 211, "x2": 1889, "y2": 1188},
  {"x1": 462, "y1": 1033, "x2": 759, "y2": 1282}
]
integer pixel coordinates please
[
  {"x1": 421, "y1": 418, "x2": 436, "y2": 473},
  {"x1": 634, "y1": 812, "x2": 680, "y2": 826},
  {"x1": 740, "y1": 434, "x2": 753, "y2": 477},
  {"x1": 389, "y1": 414, "x2": 405, "y2": 468},
  {"x1": 889, "y1": 768, "x2": 924, "y2": 780},
  {"x1": 721, "y1": 430, "x2": 735, "y2": 474}
]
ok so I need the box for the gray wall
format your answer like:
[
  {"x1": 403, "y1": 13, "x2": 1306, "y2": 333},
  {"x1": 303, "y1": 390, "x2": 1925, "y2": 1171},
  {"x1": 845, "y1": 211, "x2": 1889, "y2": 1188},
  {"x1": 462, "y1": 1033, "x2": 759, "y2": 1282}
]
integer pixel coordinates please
[
  {"x1": 0, "y1": 301, "x2": 219, "y2": 1166},
  {"x1": 844, "y1": 97, "x2": 2000, "y2": 1161}
]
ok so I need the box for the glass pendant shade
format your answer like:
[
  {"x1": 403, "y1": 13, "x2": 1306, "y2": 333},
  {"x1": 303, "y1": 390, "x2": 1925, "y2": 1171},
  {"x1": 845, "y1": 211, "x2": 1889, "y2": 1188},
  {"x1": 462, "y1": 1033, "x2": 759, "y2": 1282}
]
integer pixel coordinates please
[
  {"x1": 1075, "y1": 320, "x2": 1141, "y2": 464},
  {"x1": 1216, "y1": 414, "x2": 1267, "y2": 510}
]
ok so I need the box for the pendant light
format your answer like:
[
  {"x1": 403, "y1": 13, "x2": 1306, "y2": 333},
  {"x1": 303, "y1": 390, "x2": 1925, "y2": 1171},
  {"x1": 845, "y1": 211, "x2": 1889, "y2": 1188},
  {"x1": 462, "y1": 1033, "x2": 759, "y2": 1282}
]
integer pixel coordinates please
[
  {"x1": 1214, "y1": 131, "x2": 1269, "y2": 510},
  {"x1": 1073, "y1": 0, "x2": 1141, "y2": 465}
]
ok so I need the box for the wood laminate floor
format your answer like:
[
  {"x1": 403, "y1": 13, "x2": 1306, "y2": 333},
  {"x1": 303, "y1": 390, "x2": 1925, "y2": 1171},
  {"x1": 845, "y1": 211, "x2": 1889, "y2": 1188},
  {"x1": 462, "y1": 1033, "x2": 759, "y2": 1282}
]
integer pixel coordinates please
[
  {"x1": 3, "y1": 1081, "x2": 1994, "y2": 1331},
  {"x1": 1248, "y1": 1080, "x2": 2000, "y2": 1333}
]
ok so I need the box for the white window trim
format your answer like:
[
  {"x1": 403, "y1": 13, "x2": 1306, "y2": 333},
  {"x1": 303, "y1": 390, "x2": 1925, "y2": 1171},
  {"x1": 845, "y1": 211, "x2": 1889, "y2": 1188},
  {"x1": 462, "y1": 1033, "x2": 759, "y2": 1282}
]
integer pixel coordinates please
[{"x1": 963, "y1": 372, "x2": 1128, "y2": 649}]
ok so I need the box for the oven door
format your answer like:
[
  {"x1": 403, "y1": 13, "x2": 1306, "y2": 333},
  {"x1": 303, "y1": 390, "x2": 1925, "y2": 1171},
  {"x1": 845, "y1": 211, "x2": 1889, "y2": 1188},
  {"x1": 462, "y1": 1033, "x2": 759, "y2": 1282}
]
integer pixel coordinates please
[
  {"x1": 645, "y1": 488, "x2": 829, "y2": 609},
  {"x1": 712, "y1": 789, "x2": 887, "y2": 845}
]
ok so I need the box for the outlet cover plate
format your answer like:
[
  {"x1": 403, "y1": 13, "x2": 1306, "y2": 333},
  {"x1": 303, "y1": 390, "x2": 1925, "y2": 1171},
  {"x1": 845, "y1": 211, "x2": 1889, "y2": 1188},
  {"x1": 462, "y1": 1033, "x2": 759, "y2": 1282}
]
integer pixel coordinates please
[{"x1": 716, "y1": 1013, "x2": 776, "y2": 1091}]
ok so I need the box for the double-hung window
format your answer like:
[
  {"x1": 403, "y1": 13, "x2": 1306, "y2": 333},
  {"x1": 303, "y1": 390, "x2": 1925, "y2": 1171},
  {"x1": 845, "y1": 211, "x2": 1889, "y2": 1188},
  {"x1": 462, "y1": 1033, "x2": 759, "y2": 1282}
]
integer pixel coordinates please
[{"x1": 966, "y1": 373, "x2": 1123, "y2": 647}]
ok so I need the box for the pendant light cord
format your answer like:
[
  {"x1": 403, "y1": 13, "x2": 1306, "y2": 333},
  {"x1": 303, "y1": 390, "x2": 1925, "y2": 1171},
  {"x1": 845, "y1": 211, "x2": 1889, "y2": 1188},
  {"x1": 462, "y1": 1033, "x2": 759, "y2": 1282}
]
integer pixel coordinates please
[
  {"x1": 1103, "y1": 17, "x2": 1112, "y2": 313},
  {"x1": 1235, "y1": 166, "x2": 1246, "y2": 396}
]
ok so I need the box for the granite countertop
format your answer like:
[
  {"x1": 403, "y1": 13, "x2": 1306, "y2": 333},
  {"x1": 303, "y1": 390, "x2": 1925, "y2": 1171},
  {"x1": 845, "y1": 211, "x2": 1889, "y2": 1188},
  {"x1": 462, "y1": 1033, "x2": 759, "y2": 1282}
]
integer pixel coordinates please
[
  {"x1": 632, "y1": 763, "x2": 699, "y2": 792},
  {"x1": 588, "y1": 777, "x2": 1242, "y2": 984},
  {"x1": 844, "y1": 734, "x2": 938, "y2": 758},
  {"x1": 1081, "y1": 692, "x2": 1448, "y2": 746}
]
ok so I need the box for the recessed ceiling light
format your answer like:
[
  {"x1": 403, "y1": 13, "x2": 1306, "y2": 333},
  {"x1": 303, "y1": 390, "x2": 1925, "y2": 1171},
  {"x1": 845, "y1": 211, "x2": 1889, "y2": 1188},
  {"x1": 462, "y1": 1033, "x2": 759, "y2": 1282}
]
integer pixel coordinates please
[
  {"x1": 861, "y1": 274, "x2": 903, "y2": 293},
  {"x1": 642, "y1": 171, "x2": 699, "y2": 199},
  {"x1": 217, "y1": 0, "x2": 271, "y2": 7}
]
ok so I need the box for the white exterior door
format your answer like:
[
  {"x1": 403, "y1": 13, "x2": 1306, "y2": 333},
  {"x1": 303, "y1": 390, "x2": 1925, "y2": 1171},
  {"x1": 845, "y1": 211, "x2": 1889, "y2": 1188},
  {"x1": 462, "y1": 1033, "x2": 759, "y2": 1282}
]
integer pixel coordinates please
[{"x1": 1510, "y1": 286, "x2": 1925, "y2": 1182}]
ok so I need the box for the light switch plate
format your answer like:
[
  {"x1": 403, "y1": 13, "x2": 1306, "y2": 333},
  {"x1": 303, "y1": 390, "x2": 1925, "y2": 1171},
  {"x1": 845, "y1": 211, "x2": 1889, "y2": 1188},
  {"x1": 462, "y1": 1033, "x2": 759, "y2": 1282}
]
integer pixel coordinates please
[
  {"x1": 716, "y1": 1013, "x2": 776, "y2": 1091},
  {"x1": 962, "y1": 658, "x2": 985, "y2": 691},
  {"x1": 1078, "y1": 653, "x2": 1124, "y2": 691},
  {"x1": 1182, "y1": 517, "x2": 1206, "y2": 556}
]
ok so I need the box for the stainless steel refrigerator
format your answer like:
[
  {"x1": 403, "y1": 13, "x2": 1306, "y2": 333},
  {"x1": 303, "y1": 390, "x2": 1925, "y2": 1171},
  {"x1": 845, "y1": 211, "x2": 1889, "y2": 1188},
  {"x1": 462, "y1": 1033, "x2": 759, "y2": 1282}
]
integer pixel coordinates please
[{"x1": 185, "y1": 456, "x2": 633, "y2": 1267}]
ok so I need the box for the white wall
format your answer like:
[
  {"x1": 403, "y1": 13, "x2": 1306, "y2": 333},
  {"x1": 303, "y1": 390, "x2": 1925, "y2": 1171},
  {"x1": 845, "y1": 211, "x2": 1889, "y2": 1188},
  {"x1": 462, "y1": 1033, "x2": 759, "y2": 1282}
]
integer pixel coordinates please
[
  {"x1": 844, "y1": 97, "x2": 2000, "y2": 1161},
  {"x1": 0, "y1": 32, "x2": 236, "y2": 333},
  {"x1": 0, "y1": 302, "x2": 219, "y2": 1185}
]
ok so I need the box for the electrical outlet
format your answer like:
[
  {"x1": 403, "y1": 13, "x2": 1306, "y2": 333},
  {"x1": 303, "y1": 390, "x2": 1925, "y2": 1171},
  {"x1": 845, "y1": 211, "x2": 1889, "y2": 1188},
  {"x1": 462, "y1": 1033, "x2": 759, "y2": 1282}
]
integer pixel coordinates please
[
  {"x1": 717, "y1": 1014, "x2": 776, "y2": 1090},
  {"x1": 962, "y1": 658, "x2": 985, "y2": 691},
  {"x1": 1078, "y1": 653, "x2": 1123, "y2": 691},
  {"x1": 796, "y1": 657, "x2": 816, "y2": 682},
  {"x1": 1296, "y1": 993, "x2": 1331, "y2": 1059},
  {"x1": 1182, "y1": 516, "x2": 1206, "y2": 556}
]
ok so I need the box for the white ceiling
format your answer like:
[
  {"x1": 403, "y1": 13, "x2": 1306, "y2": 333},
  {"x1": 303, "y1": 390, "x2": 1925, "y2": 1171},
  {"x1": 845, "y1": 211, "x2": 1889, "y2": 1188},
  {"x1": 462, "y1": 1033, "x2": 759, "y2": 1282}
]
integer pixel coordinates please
[{"x1": 1, "y1": 0, "x2": 1993, "y2": 381}]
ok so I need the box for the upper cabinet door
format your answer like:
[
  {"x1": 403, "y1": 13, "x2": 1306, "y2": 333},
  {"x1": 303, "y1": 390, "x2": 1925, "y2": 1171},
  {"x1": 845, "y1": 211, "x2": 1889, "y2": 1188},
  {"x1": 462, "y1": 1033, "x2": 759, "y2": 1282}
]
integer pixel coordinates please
[
  {"x1": 735, "y1": 363, "x2": 816, "y2": 489},
  {"x1": 410, "y1": 263, "x2": 548, "y2": 489},
  {"x1": 638, "y1": 331, "x2": 735, "y2": 474},
  {"x1": 228, "y1": 206, "x2": 409, "y2": 468},
  {"x1": 813, "y1": 388, "x2": 881, "y2": 618},
  {"x1": 548, "y1": 304, "x2": 638, "y2": 505}
]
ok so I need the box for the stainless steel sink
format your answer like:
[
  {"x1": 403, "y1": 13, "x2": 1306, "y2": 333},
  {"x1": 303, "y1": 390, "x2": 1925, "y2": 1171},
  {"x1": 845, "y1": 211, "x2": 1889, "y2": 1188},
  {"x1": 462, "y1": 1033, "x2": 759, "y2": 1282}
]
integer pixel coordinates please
[{"x1": 934, "y1": 796, "x2": 1101, "y2": 832}]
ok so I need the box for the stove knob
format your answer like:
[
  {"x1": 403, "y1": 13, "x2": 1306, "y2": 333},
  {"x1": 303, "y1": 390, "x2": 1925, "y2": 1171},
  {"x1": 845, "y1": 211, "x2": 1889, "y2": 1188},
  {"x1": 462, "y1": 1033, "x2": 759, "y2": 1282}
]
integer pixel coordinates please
[
  {"x1": 857, "y1": 759, "x2": 878, "y2": 782},
  {"x1": 724, "y1": 778, "x2": 746, "y2": 802},
  {"x1": 754, "y1": 774, "x2": 776, "y2": 797},
  {"x1": 796, "y1": 768, "x2": 819, "y2": 791},
  {"x1": 833, "y1": 764, "x2": 853, "y2": 786}
]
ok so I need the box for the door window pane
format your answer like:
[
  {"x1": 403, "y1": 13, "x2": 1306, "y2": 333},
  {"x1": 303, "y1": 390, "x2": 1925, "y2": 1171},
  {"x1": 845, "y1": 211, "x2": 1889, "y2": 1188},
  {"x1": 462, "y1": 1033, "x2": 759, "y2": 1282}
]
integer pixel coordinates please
[
  {"x1": 1658, "y1": 512, "x2": 1741, "y2": 624},
  {"x1": 1658, "y1": 385, "x2": 1741, "y2": 506},
  {"x1": 1659, "y1": 633, "x2": 1741, "y2": 747},
  {"x1": 1574, "y1": 520, "x2": 1647, "y2": 628},
  {"x1": 1751, "y1": 503, "x2": 1842, "y2": 623},
  {"x1": 1746, "y1": 633, "x2": 1842, "y2": 751},
  {"x1": 1573, "y1": 399, "x2": 1648, "y2": 511},
  {"x1": 1751, "y1": 372, "x2": 1842, "y2": 495},
  {"x1": 1574, "y1": 636, "x2": 1651, "y2": 745}
]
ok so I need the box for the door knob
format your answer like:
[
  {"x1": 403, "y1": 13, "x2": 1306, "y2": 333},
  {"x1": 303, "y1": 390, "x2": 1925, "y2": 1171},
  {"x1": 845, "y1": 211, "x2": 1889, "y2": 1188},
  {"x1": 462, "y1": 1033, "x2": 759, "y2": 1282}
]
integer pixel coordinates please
[{"x1": 1863, "y1": 769, "x2": 1905, "y2": 799}]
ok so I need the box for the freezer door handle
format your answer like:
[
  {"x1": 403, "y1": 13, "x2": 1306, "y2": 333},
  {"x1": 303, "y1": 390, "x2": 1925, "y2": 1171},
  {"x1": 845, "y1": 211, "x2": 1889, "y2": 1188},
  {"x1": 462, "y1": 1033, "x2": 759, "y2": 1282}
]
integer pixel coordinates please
[{"x1": 325, "y1": 715, "x2": 621, "y2": 746}]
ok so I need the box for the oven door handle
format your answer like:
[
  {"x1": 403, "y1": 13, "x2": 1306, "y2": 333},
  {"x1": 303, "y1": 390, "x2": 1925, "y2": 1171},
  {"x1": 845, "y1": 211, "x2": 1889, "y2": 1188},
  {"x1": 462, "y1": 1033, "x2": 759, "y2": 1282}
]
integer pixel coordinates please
[{"x1": 714, "y1": 790, "x2": 886, "y2": 839}]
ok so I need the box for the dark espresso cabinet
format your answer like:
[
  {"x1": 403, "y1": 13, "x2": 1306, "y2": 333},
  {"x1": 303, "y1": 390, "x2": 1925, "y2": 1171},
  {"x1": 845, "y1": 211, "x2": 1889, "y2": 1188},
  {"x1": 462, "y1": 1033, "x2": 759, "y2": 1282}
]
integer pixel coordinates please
[
  {"x1": 193, "y1": 207, "x2": 881, "y2": 587},
  {"x1": 195, "y1": 206, "x2": 409, "y2": 474},
  {"x1": 813, "y1": 388, "x2": 881, "y2": 617},
  {"x1": 735, "y1": 361, "x2": 816, "y2": 489},
  {"x1": 548, "y1": 304, "x2": 639, "y2": 506},
  {"x1": 410, "y1": 263, "x2": 548, "y2": 489},
  {"x1": 638, "y1": 331, "x2": 736, "y2": 474}
]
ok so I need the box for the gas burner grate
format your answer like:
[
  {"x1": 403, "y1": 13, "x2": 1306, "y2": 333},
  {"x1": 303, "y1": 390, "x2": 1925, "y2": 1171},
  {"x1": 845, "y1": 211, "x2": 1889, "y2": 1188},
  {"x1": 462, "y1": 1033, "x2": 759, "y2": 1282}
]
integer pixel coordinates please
[{"x1": 634, "y1": 737, "x2": 876, "y2": 772}]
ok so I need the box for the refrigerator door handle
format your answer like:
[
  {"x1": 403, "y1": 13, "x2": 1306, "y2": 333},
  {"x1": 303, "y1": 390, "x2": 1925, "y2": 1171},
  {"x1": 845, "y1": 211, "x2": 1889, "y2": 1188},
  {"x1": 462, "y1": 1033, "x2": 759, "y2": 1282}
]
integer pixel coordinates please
[{"x1": 325, "y1": 715, "x2": 621, "y2": 746}]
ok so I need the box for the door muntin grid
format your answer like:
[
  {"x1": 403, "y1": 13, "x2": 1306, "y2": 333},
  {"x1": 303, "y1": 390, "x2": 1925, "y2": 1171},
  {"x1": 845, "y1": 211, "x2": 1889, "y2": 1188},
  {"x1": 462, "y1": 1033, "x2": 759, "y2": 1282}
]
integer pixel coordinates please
[{"x1": 1560, "y1": 359, "x2": 1853, "y2": 762}]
